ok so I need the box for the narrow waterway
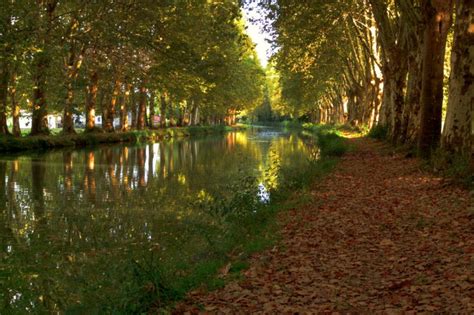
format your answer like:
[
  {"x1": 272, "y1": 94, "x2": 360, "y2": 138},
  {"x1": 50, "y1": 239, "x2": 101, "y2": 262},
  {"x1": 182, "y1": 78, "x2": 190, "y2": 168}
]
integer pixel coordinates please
[{"x1": 0, "y1": 128, "x2": 319, "y2": 313}]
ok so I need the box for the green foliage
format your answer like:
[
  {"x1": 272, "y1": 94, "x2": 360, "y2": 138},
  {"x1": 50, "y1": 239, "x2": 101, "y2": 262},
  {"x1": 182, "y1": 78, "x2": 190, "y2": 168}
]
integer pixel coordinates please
[
  {"x1": 368, "y1": 125, "x2": 389, "y2": 140},
  {"x1": 309, "y1": 125, "x2": 347, "y2": 157},
  {"x1": 0, "y1": 1, "x2": 265, "y2": 135},
  {"x1": 429, "y1": 149, "x2": 473, "y2": 187},
  {"x1": 318, "y1": 133, "x2": 347, "y2": 157},
  {"x1": 257, "y1": 0, "x2": 359, "y2": 119}
]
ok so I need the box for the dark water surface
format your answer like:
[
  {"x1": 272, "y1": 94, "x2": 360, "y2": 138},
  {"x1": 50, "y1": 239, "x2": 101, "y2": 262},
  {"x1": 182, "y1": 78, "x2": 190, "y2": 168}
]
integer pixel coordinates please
[{"x1": 0, "y1": 129, "x2": 319, "y2": 312}]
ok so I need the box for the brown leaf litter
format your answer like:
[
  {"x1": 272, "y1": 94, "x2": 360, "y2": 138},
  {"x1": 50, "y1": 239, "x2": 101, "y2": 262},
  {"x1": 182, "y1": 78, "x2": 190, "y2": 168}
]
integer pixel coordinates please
[{"x1": 174, "y1": 137, "x2": 473, "y2": 314}]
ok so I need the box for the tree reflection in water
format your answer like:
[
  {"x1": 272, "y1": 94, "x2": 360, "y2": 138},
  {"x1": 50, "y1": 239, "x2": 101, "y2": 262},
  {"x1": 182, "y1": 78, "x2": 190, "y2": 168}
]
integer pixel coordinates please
[{"x1": 0, "y1": 130, "x2": 317, "y2": 313}]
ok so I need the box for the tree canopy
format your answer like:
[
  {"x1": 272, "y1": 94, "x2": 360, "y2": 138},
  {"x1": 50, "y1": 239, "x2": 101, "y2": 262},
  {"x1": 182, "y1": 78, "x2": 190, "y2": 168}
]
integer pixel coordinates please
[
  {"x1": 0, "y1": 0, "x2": 265, "y2": 135},
  {"x1": 253, "y1": 0, "x2": 472, "y2": 159}
]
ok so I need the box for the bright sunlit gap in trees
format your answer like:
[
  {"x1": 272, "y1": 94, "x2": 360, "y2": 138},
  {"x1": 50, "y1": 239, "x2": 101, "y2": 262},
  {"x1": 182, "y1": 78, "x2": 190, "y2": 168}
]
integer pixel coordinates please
[{"x1": 242, "y1": 3, "x2": 272, "y2": 67}]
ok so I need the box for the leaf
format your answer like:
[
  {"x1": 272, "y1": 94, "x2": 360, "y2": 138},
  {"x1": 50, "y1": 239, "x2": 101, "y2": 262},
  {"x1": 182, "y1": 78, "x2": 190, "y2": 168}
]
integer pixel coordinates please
[
  {"x1": 380, "y1": 239, "x2": 394, "y2": 246},
  {"x1": 218, "y1": 262, "x2": 232, "y2": 278}
]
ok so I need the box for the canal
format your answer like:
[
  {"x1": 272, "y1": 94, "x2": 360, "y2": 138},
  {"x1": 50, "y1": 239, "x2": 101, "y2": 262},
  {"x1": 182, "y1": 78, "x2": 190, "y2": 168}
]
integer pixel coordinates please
[{"x1": 0, "y1": 128, "x2": 320, "y2": 313}]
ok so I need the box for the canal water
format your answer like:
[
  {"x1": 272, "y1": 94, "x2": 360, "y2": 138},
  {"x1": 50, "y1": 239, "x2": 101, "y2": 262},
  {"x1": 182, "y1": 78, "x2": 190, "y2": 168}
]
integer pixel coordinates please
[{"x1": 0, "y1": 128, "x2": 319, "y2": 313}]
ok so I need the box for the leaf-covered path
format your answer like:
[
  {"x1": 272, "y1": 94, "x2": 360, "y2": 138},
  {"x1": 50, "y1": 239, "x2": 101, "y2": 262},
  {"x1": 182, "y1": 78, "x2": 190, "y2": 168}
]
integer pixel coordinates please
[{"x1": 176, "y1": 137, "x2": 473, "y2": 313}]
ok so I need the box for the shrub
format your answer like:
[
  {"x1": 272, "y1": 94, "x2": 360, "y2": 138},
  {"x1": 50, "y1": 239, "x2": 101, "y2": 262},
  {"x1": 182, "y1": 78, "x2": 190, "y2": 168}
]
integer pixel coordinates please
[
  {"x1": 368, "y1": 124, "x2": 388, "y2": 140},
  {"x1": 430, "y1": 148, "x2": 473, "y2": 187},
  {"x1": 317, "y1": 132, "x2": 347, "y2": 157}
]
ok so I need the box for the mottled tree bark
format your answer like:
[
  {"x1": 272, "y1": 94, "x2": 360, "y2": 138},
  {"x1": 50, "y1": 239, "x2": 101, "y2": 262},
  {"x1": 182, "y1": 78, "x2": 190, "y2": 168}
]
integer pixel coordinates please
[
  {"x1": 389, "y1": 57, "x2": 408, "y2": 144},
  {"x1": 130, "y1": 88, "x2": 137, "y2": 129},
  {"x1": 120, "y1": 83, "x2": 131, "y2": 132},
  {"x1": 148, "y1": 90, "x2": 155, "y2": 128},
  {"x1": 379, "y1": 69, "x2": 392, "y2": 128},
  {"x1": 369, "y1": 0, "x2": 412, "y2": 142},
  {"x1": 62, "y1": 43, "x2": 85, "y2": 134},
  {"x1": 103, "y1": 78, "x2": 121, "y2": 132},
  {"x1": 63, "y1": 80, "x2": 76, "y2": 134},
  {"x1": 0, "y1": 62, "x2": 10, "y2": 135},
  {"x1": 31, "y1": 1, "x2": 57, "y2": 136},
  {"x1": 137, "y1": 85, "x2": 147, "y2": 130},
  {"x1": 418, "y1": 0, "x2": 453, "y2": 157},
  {"x1": 169, "y1": 101, "x2": 177, "y2": 126},
  {"x1": 85, "y1": 71, "x2": 98, "y2": 131},
  {"x1": 402, "y1": 41, "x2": 423, "y2": 145},
  {"x1": 160, "y1": 93, "x2": 167, "y2": 128},
  {"x1": 9, "y1": 72, "x2": 20, "y2": 137},
  {"x1": 30, "y1": 57, "x2": 50, "y2": 135},
  {"x1": 442, "y1": 0, "x2": 473, "y2": 156}
]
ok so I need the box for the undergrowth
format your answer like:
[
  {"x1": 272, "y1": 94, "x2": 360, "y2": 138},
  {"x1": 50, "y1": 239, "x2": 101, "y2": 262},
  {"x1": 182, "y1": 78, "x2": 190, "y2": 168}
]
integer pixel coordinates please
[
  {"x1": 428, "y1": 148, "x2": 473, "y2": 187},
  {"x1": 367, "y1": 124, "x2": 388, "y2": 140}
]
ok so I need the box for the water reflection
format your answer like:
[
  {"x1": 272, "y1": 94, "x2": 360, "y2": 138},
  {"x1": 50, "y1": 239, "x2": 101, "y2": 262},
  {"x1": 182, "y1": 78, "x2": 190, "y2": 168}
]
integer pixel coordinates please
[{"x1": 0, "y1": 129, "x2": 319, "y2": 312}]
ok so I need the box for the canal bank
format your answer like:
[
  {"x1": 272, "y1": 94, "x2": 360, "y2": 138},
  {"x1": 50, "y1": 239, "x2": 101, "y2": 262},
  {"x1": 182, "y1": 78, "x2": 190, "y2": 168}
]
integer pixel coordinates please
[{"x1": 0, "y1": 125, "x2": 249, "y2": 154}]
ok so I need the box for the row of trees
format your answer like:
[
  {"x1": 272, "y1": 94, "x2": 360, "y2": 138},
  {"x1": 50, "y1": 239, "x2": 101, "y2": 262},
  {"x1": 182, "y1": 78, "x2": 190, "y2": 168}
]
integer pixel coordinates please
[
  {"x1": 0, "y1": 0, "x2": 265, "y2": 136},
  {"x1": 259, "y1": 0, "x2": 472, "y2": 158}
]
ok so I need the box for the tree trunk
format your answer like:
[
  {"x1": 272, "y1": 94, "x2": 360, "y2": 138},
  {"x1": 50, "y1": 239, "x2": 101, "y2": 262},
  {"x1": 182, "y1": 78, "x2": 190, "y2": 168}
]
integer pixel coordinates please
[
  {"x1": 177, "y1": 105, "x2": 184, "y2": 127},
  {"x1": 104, "y1": 79, "x2": 120, "y2": 132},
  {"x1": 441, "y1": 0, "x2": 473, "y2": 156},
  {"x1": 120, "y1": 83, "x2": 131, "y2": 132},
  {"x1": 62, "y1": 79, "x2": 76, "y2": 134},
  {"x1": 85, "y1": 71, "x2": 98, "y2": 131},
  {"x1": 30, "y1": 1, "x2": 57, "y2": 136},
  {"x1": 189, "y1": 97, "x2": 199, "y2": 126},
  {"x1": 137, "y1": 85, "x2": 147, "y2": 130},
  {"x1": 62, "y1": 45, "x2": 85, "y2": 134},
  {"x1": 0, "y1": 62, "x2": 10, "y2": 135},
  {"x1": 148, "y1": 90, "x2": 155, "y2": 128},
  {"x1": 418, "y1": 0, "x2": 454, "y2": 157},
  {"x1": 389, "y1": 59, "x2": 408, "y2": 143},
  {"x1": 99, "y1": 89, "x2": 107, "y2": 127},
  {"x1": 379, "y1": 70, "x2": 392, "y2": 128},
  {"x1": 130, "y1": 88, "x2": 137, "y2": 129},
  {"x1": 402, "y1": 43, "x2": 423, "y2": 145},
  {"x1": 9, "y1": 72, "x2": 20, "y2": 137},
  {"x1": 30, "y1": 55, "x2": 50, "y2": 135},
  {"x1": 160, "y1": 93, "x2": 167, "y2": 128},
  {"x1": 169, "y1": 101, "x2": 176, "y2": 127}
]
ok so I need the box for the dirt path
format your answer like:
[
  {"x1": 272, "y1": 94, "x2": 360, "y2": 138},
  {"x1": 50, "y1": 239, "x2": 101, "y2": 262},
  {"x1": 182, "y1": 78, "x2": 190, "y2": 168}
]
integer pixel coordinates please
[{"x1": 176, "y1": 137, "x2": 473, "y2": 313}]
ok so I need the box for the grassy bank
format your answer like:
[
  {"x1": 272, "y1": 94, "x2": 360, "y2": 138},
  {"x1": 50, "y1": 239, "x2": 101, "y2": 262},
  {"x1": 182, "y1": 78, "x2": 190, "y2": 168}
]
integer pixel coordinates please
[
  {"x1": 128, "y1": 126, "x2": 347, "y2": 313},
  {"x1": 0, "y1": 125, "x2": 248, "y2": 153}
]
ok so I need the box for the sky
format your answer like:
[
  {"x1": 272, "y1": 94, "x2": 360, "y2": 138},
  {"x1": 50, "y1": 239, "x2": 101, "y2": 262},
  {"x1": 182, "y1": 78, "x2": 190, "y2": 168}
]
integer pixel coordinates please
[{"x1": 242, "y1": 6, "x2": 272, "y2": 68}]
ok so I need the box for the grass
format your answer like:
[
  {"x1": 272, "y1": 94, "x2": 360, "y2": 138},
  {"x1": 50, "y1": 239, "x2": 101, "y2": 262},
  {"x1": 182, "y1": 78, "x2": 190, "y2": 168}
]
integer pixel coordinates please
[
  {"x1": 428, "y1": 148, "x2": 473, "y2": 187},
  {"x1": 0, "y1": 125, "x2": 248, "y2": 153},
  {"x1": 367, "y1": 124, "x2": 388, "y2": 140}
]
